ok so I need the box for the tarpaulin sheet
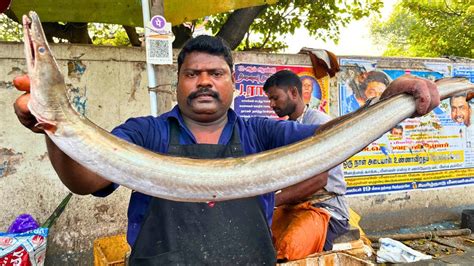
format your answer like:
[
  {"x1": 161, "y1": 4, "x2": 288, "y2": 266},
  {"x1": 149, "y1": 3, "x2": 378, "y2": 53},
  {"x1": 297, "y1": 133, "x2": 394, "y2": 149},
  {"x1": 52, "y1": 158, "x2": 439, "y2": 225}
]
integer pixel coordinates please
[{"x1": 10, "y1": 0, "x2": 277, "y2": 26}]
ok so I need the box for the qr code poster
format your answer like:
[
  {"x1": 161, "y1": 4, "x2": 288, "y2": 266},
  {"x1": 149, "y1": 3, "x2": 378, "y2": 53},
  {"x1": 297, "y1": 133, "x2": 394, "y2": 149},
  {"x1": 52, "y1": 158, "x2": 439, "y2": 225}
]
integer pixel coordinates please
[{"x1": 146, "y1": 36, "x2": 173, "y2": 65}]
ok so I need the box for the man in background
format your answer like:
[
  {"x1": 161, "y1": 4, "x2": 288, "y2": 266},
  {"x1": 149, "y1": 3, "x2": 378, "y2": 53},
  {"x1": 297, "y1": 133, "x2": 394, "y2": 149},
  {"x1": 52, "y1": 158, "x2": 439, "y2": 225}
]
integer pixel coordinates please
[{"x1": 263, "y1": 70, "x2": 349, "y2": 260}]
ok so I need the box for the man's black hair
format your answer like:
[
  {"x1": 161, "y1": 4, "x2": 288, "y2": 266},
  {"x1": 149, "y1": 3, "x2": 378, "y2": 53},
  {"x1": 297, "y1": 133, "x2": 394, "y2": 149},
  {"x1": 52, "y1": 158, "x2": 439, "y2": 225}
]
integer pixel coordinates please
[
  {"x1": 263, "y1": 70, "x2": 303, "y2": 95},
  {"x1": 177, "y1": 35, "x2": 234, "y2": 73}
]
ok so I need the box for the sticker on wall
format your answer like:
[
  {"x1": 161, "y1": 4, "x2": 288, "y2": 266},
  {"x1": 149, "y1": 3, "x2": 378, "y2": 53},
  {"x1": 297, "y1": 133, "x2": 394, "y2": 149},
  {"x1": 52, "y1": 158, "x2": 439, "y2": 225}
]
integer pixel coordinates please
[{"x1": 145, "y1": 15, "x2": 174, "y2": 65}]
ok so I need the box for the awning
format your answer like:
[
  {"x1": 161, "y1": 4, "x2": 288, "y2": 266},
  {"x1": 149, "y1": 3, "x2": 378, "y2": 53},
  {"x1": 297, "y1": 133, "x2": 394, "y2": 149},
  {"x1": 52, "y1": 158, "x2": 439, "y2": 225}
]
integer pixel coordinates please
[{"x1": 9, "y1": 0, "x2": 277, "y2": 26}]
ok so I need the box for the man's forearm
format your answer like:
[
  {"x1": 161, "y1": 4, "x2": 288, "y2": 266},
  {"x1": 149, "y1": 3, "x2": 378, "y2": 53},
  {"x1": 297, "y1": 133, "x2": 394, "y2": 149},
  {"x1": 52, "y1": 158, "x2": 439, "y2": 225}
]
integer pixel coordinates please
[
  {"x1": 275, "y1": 171, "x2": 328, "y2": 206},
  {"x1": 46, "y1": 136, "x2": 111, "y2": 195}
]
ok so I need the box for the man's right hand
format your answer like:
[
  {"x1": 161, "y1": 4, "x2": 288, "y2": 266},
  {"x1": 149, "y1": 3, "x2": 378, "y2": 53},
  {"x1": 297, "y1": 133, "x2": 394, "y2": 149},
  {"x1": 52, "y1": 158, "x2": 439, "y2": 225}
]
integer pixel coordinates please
[{"x1": 12, "y1": 74, "x2": 44, "y2": 134}]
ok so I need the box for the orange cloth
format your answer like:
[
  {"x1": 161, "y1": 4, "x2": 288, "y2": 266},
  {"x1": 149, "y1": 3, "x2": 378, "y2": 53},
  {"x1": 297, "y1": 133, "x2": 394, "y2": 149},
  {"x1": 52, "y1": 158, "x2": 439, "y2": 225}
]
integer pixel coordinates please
[{"x1": 272, "y1": 201, "x2": 331, "y2": 261}]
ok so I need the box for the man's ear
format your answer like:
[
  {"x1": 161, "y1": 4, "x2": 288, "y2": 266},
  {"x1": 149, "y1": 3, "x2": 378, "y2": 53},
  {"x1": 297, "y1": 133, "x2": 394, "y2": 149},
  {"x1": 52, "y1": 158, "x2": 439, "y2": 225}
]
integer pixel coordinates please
[{"x1": 289, "y1": 86, "x2": 299, "y2": 99}]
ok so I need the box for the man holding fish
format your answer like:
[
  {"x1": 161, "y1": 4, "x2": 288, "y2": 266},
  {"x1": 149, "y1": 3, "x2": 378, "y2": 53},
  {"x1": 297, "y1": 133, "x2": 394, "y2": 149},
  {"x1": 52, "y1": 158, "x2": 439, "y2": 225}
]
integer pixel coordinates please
[{"x1": 13, "y1": 25, "x2": 441, "y2": 263}]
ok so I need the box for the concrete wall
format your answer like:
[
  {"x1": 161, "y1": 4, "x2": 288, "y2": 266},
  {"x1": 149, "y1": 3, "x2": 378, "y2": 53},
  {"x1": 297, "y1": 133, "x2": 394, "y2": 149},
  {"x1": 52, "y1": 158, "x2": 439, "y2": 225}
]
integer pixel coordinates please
[
  {"x1": 0, "y1": 42, "x2": 473, "y2": 263},
  {"x1": 0, "y1": 42, "x2": 151, "y2": 264}
]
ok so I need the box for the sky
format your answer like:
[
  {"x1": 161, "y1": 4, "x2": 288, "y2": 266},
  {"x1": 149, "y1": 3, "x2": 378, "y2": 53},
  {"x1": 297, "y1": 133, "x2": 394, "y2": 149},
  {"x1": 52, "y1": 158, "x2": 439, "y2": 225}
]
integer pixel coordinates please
[{"x1": 284, "y1": 0, "x2": 398, "y2": 56}]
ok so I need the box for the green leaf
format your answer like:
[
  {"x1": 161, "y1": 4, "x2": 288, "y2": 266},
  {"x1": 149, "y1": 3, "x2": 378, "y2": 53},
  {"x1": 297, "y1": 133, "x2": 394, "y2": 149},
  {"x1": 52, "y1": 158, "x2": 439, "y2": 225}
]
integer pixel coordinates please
[{"x1": 371, "y1": 1, "x2": 473, "y2": 58}]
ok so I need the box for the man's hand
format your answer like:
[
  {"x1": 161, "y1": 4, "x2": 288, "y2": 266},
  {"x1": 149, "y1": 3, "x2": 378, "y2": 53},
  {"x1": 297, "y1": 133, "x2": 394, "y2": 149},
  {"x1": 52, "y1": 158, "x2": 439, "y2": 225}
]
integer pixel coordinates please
[
  {"x1": 12, "y1": 74, "x2": 44, "y2": 134},
  {"x1": 380, "y1": 75, "x2": 440, "y2": 117}
]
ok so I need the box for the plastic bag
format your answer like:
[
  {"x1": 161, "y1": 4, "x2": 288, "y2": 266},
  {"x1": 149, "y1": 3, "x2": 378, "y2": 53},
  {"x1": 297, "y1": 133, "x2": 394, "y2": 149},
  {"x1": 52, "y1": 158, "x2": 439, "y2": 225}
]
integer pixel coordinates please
[
  {"x1": 7, "y1": 214, "x2": 40, "y2": 234},
  {"x1": 0, "y1": 228, "x2": 48, "y2": 266},
  {"x1": 377, "y1": 237, "x2": 432, "y2": 263}
]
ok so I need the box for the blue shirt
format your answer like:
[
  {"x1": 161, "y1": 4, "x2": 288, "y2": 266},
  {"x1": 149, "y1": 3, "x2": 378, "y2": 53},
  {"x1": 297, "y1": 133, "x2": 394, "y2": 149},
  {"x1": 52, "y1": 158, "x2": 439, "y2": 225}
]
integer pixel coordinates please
[{"x1": 94, "y1": 106, "x2": 318, "y2": 246}]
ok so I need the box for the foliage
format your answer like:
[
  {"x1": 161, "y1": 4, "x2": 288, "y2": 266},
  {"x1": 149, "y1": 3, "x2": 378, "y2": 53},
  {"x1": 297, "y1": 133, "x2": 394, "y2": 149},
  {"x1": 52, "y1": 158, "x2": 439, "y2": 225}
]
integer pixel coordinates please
[
  {"x1": 371, "y1": 0, "x2": 473, "y2": 58},
  {"x1": 0, "y1": 14, "x2": 141, "y2": 46},
  {"x1": 0, "y1": 14, "x2": 22, "y2": 42},
  {"x1": 205, "y1": 0, "x2": 384, "y2": 51},
  {"x1": 88, "y1": 23, "x2": 136, "y2": 46}
]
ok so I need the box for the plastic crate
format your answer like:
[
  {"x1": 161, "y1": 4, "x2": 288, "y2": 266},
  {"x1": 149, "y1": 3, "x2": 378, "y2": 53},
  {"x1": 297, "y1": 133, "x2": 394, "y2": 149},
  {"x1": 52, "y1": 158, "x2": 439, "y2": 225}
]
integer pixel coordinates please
[{"x1": 93, "y1": 234, "x2": 130, "y2": 266}]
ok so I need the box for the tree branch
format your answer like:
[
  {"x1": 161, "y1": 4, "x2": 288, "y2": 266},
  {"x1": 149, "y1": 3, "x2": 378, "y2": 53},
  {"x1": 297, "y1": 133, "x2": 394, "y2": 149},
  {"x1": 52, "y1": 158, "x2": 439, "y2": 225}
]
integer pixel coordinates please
[
  {"x1": 4, "y1": 9, "x2": 19, "y2": 23},
  {"x1": 172, "y1": 24, "x2": 192, "y2": 48},
  {"x1": 123, "y1": 26, "x2": 141, "y2": 46},
  {"x1": 42, "y1": 22, "x2": 92, "y2": 44},
  {"x1": 217, "y1": 5, "x2": 268, "y2": 50}
]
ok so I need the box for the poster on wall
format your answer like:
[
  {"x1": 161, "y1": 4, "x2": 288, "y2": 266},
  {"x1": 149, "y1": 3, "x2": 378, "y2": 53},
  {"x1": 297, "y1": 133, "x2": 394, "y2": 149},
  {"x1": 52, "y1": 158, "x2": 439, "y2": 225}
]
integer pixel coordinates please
[
  {"x1": 233, "y1": 63, "x2": 330, "y2": 119},
  {"x1": 338, "y1": 58, "x2": 474, "y2": 195},
  {"x1": 453, "y1": 64, "x2": 474, "y2": 83}
]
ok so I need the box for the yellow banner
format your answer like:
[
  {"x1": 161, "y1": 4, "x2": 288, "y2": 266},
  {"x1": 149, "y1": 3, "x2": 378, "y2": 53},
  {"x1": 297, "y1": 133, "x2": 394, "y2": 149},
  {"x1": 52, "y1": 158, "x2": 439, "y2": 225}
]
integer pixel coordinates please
[
  {"x1": 343, "y1": 150, "x2": 464, "y2": 170},
  {"x1": 347, "y1": 168, "x2": 474, "y2": 187}
]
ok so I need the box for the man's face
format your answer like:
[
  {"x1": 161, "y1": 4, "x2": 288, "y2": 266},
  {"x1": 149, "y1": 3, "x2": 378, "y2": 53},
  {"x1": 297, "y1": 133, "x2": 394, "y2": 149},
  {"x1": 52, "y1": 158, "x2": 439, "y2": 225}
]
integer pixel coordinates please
[
  {"x1": 265, "y1": 86, "x2": 297, "y2": 118},
  {"x1": 364, "y1": 81, "x2": 386, "y2": 99},
  {"x1": 177, "y1": 52, "x2": 234, "y2": 123},
  {"x1": 451, "y1": 96, "x2": 471, "y2": 126},
  {"x1": 302, "y1": 78, "x2": 313, "y2": 104}
]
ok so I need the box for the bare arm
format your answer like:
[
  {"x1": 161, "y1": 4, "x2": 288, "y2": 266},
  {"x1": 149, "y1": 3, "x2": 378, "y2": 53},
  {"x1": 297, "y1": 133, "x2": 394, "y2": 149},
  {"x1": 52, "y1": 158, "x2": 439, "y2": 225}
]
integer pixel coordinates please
[
  {"x1": 13, "y1": 75, "x2": 111, "y2": 195},
  {"x1": 45, "y1": 136, "x2": 111, "y2": 194},
  {"x1": 275, "y1": 171, "x2": 328, "y2": 206}
]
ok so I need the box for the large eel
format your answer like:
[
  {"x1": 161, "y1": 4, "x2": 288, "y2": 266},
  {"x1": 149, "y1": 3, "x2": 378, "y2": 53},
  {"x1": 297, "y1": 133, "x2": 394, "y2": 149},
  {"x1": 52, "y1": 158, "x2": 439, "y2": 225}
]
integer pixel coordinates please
[{"x1": 22, "y1": 11, "x2": 474, "y2": 202}]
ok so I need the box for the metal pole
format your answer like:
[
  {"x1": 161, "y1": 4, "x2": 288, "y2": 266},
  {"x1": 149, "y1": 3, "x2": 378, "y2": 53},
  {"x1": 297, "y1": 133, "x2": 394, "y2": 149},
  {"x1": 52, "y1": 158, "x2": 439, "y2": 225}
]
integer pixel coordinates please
[{"x1": 141, "y1": 0, "x2": 158, "y2": 116}]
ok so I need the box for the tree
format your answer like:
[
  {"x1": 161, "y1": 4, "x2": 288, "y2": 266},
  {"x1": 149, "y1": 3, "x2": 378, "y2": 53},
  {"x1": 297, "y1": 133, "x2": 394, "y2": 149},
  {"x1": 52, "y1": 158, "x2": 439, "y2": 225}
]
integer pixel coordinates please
[
  {"x1": 89, "y1": 24, "x2": 140, "y2": 46},
  {"x1": 371, "y1": 1, "x2": 473, "y2": 58},
  {"x1": 209, "y1": 0, "x2": 384, "y2": 51},
  {"x1": 1, "y1": 0, "x2": 384, "y2": 51}
]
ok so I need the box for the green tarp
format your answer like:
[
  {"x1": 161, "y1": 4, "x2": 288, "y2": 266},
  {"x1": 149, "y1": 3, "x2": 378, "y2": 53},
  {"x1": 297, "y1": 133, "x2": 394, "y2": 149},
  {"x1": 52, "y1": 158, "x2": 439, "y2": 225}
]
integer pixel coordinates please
[{"x1": 10, "y1": 0, "x2": 277, "y2": 26}]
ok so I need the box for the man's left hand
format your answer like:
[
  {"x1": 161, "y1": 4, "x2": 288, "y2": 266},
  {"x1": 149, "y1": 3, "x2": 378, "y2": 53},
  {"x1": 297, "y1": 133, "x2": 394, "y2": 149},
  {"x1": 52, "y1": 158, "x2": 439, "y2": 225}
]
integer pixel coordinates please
[{"x1": 380, "y1": 75, "x2": 440, "y2": 117}]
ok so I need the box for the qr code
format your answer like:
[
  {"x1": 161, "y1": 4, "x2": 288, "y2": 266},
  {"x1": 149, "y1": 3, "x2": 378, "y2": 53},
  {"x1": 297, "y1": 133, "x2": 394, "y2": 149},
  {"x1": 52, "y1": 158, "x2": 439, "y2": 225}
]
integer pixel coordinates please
[{"x1": 147, "y1": 38, "x2": 172, "y2": 64}]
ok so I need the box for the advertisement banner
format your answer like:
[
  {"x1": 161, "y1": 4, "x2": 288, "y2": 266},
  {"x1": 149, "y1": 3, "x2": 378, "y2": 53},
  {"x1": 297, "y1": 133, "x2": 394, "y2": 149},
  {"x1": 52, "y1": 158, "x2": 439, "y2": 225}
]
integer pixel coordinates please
[
  {"x1": 338, "y1": 58, "x2": 474, "y2": 195},
  {"x1": 233, "y1": 63, "x2": 330, "y2": 119},
  {"x1": 453, "y1": 64, "x2": 474, "y2": 82}
]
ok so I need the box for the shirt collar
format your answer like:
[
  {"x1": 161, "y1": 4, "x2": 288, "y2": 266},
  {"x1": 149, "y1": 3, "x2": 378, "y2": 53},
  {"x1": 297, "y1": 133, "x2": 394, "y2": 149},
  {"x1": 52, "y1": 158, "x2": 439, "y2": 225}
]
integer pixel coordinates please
[
  {"x1": 165, "y1": 105, "x2": 238, "y2": 144},
  {"x1": 295, "y1": 104, "x2": 308, "y2": 124}
]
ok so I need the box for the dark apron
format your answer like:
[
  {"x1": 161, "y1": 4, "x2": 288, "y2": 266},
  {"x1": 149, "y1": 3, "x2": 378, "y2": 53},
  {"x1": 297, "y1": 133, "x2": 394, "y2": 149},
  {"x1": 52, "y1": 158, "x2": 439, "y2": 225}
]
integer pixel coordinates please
[{"x1": 129, "y1": 120, "x2": 276, "y2": 265}]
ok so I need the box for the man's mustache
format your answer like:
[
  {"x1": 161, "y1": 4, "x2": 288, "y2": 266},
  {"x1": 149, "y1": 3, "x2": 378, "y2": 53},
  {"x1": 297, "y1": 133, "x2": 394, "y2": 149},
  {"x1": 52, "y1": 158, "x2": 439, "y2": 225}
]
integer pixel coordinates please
[{"x1": 187, "y1": 87, "x2": 220, "y2": 102}]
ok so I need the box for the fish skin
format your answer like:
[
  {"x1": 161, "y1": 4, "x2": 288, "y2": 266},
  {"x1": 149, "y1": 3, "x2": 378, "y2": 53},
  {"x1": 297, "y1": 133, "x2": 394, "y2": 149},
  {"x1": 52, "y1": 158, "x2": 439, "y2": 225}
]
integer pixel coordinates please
[{"x1": 22, "y1": 11, "x2": 474, "y2": 202}]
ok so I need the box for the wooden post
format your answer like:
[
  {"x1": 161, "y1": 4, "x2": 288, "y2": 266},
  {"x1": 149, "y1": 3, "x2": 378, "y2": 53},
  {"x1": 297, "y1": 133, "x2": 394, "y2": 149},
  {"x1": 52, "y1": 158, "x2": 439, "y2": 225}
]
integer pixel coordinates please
[{"x1": 150, "y1": 0, "x2": 164, "y2": 16}]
